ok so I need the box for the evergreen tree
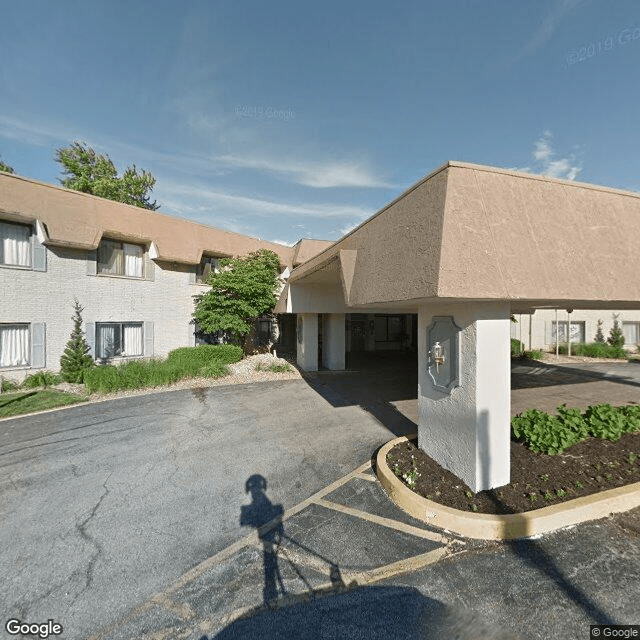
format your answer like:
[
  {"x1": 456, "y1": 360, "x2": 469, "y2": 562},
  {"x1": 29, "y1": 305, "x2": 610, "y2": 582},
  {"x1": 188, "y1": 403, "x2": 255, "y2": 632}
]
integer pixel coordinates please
[
  {"x1": 607, "y1": 313, "x2": 625, "y2": 349},
  {"x1": 594, "y1": 319, "x2": 605, "y2": 343},
  {"x1": 60, "y1": 299, "x2": 94, "y2": 382}
]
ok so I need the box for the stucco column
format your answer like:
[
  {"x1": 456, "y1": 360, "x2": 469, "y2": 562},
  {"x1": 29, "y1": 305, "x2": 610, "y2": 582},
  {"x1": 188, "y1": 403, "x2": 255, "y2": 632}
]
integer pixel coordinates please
[
  {"x1": 322, "y1": 313, "x2": 346, "y2": 370},
  {"x1": 296, "y1": 313, "x2": 318, "y2": 372},
  {"x1": 418, "y1": 302, "x2": 511, "y2": 493}
]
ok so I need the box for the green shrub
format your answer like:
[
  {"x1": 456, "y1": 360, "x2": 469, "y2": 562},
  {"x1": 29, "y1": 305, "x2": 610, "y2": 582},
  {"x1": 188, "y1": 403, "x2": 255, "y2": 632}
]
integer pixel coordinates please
[
  {"x1": 512, "y1": 403, "x2": 640, "y2": 454},
  {"x1": 21, "y1": 371, "x2": 61, "y2": 389},
  {"x1": 166, "y1": 344, "x2": 243, "y2": 367},
  {"x1": 585, "y1": 403, "x2": 632, "y2": 441},
  {"x1": 555, "y1": 342, "x2": 627, "y2": 359},
  {"x1": 83, "y1": 355, "x2": 230, "y2": 394},
  {"x1": 1, "y1": 378, "x2": 19, "y2": 392},
  {"x1": 255, "y1": 362, "x2": 292, "y2": 373},
  {"x1": 511, "y1": 339, "x2": 524, "y2": 356},
  {"x1": 523, "y1": 349, "x2": 544, "y2": 360}
]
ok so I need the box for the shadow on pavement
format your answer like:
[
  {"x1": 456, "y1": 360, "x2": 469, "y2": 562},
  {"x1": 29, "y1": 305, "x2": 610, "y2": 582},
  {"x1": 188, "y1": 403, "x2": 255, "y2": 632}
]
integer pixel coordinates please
[
  {"x1": 302, "y1": 351, "x2": 418, "y2": 438},
  {"x1": 483, "y1": 491, "x2": 619, "y2": 626},
  {"x1": 205, "y1": 585, "x2": 520, "y2": 640},
  {"x1": 220, "y1": 473, "x2": 521, "y2": 639}
]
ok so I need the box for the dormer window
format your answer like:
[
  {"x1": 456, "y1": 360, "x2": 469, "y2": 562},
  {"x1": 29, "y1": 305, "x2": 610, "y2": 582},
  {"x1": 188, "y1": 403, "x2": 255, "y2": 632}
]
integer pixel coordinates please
[
  {"x1": 97, "y1": 239, "x2": 143, "y2": 277},
  {"x1": 0, "y1": 221, "x2": 31, "y2": 267},
  {"x1": 196, "y1": 256, "x2": 219, "y2": 284}
]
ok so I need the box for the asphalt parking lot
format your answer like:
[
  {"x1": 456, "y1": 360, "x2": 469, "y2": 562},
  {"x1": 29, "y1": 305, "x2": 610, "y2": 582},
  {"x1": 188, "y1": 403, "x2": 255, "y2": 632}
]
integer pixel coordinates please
[{"x1": 1, "y1": 357, "x2": 640, "y2": 639}]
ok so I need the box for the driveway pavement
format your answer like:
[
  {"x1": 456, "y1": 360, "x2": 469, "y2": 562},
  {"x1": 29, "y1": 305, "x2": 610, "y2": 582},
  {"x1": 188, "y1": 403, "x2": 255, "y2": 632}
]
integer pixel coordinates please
[{"x1": 1, "y1": 359, "x2": 640, "y2": 639}]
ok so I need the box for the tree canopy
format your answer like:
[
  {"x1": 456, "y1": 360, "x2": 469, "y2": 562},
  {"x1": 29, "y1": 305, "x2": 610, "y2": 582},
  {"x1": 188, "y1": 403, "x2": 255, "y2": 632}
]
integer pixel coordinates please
[
  {"x1": 193, "y1": 250, "x2": 282, "y2": 349},
  {"x1": 0, "y1": 156, "x2": 14, "y2": 174},
  {"x1": 55, "y1": 142, "x2": 159, "y2": 210}
]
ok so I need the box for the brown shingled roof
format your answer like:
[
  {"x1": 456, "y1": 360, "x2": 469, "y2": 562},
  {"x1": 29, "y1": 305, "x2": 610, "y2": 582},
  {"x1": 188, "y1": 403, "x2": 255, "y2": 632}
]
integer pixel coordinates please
[{"x1": 0, "y1": 173, "x2": 299, "y2": 266}]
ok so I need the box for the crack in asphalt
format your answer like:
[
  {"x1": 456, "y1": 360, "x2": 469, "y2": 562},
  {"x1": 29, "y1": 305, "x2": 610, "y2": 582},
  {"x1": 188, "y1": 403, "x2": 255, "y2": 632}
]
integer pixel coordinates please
[{"x1": 73, "y1": 472, "x2": 113, "y2": 601}]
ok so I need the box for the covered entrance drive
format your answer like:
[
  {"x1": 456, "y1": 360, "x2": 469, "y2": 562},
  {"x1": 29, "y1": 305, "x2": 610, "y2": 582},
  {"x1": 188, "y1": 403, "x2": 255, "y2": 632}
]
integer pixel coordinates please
[{"x1": 276, "y1": 161, "x2": 640, "y2": 493}]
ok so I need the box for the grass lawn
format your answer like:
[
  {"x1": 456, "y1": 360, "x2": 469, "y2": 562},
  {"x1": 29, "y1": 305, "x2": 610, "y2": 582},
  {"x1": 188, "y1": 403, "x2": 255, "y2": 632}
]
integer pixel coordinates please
[{"x1": 0, "y1": 390, "x2": 88, "y2": 418}]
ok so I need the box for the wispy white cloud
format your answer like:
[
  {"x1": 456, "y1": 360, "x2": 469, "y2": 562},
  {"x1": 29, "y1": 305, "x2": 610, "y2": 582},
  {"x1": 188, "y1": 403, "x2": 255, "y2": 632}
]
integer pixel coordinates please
[
  {"x1": 215, "y1": 153, "x2": 393, "y2": 189},
  {"x1": 513, "y1": 131, "x2": 582, "y2": 180},
  {"x1": 504, "y1": 0, "x2": 583, "y2": 68},
  {"x1": 268, "y1": 239, "x2": 296, "y2": 247},
  {"x1": 157, "y1": 180, "x2": 374, "y2": 221}
]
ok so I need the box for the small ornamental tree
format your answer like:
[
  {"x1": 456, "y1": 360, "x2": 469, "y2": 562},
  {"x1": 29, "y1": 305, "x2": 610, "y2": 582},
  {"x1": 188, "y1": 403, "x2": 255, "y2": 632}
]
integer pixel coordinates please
[
  {"x1": 60, "y1": 299, "x2": 95, "y2": 382},
  {"x1": 193, "y1": 249, "x2": 281, "y2": 354},
  {"x1": 594, "y1": 319, "x2": 605, "y2": 343},
  {"x1": 607, "y1": 313, "x2": 625, "y2": 349}
]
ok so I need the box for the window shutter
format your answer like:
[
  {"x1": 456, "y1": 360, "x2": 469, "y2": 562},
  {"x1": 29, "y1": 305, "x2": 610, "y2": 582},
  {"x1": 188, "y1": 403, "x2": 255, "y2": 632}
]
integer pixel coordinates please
[
  {"x1": 32, "y1": 235, "x2": 47, "y2": 272},
  {"x1": 31, "y1": 323, "x2": 46, "y2": 369},
  {"x1": 145, "y1": 252, "x2": 155, "y2": 281},
  {"x1": 87, "y1": 250, "x2": 97, "y2": 276},
  {"x1": 144, "y1": 321, "x2": 154, "y2": 357},
  {"x1": 85, "y1": 322, "x2": 95, "y2": 358}
]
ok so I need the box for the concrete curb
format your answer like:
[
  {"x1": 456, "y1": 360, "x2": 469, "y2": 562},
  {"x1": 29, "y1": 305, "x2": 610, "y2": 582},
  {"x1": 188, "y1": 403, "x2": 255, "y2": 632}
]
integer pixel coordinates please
[{"x1": 376, "y1": 435, "x2": 640, "y2": 540}]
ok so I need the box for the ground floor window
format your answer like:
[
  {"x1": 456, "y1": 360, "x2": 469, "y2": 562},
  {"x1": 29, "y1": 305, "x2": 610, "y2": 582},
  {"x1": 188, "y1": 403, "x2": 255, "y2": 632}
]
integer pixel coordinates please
[
  {"x1": 96, "y1": 323, "x2": 143, "y2": 358},
  {"x1": 623, "y1": 322, "x2": 640, "y2": 347},
  {"x1": 0, "y1": 324, "x2": 30, "y2": 367},
  {"x1": 548, "y1": 321, "x2": 585, "y2": 343}
]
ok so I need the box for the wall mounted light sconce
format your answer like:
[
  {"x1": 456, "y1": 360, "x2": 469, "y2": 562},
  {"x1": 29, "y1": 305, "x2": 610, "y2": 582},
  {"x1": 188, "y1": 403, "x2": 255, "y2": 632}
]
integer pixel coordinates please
[
  {"x1": 430, "y1": 341, "x2": 445, "y2": 372},
  {"x1": 426, "y1": 316, "x2": 460, "y2": 393}
]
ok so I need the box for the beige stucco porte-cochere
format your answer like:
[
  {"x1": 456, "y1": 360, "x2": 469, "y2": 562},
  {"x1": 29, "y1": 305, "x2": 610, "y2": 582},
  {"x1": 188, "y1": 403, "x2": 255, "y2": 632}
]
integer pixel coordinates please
[{"x1": 276, "y1": 161, "x2": 640, "y2": 493}]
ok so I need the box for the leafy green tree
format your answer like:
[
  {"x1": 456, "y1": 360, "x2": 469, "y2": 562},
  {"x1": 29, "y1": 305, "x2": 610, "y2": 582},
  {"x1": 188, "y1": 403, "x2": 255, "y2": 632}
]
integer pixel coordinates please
[
  {"x1": 594, "y1": 319, "x2": 605, "y2": 343},
  {"x1": 0, "y1": 156, "x2": 15, "y2": 173},
  {"x1": 193, "y1": 250, "x2": 281, "y2": 353},
  {"x1": 607, "y1": 313, "x2": 625, "y2": 349},
  {"x1": 60, "y1": 299, "x2": 95, "y2": 383},
  {"x1": 55, "y1": 141, "x2": 159, "y2": 210}
]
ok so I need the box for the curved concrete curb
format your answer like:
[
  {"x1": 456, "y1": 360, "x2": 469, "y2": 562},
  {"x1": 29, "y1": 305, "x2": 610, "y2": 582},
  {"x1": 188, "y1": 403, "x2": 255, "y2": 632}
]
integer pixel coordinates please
[{"x1": 377, "y1": 435, "x2": 640, "y2": 540}]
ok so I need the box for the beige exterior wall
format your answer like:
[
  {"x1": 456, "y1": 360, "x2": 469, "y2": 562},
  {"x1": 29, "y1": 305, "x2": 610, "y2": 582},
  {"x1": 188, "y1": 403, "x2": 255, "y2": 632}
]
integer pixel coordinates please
[
  {"x1": 511, "y1": 309, "x2": 640, "y2": 352},
  {"x1": 0, "y1": 244, "x2": 211, "y2": 381}
]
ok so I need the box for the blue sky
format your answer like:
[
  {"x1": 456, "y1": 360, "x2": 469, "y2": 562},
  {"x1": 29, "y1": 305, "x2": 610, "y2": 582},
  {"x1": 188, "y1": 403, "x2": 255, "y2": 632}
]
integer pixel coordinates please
[{"x1": 1, "y1": 0, "x2": 639, "y2": 246}]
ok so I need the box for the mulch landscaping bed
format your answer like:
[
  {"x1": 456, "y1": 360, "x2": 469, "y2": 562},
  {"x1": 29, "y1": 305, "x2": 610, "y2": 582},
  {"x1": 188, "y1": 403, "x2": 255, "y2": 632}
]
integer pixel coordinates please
[{"x1": 386, "y1": 433, "x2": 640, "y2": 515}]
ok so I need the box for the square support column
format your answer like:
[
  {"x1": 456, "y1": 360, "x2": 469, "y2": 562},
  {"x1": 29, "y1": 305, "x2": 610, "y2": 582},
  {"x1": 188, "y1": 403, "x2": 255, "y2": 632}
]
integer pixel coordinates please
[
  {"x1": 418, "y1": 302, "x2": 511, "y2": 493},
  {"x1": 322, "y1": 313, "x2": 346, "y2": 370},
  {"x1": 296, "y1": 313, "x2": 318, "y2": 372}
]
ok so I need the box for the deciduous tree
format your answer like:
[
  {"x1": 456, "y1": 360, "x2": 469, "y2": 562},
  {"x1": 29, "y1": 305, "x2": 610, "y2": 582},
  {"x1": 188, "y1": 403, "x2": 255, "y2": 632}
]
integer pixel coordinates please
[
  {"x1": 55, "y1": 141, "x2": 159, "y2": 210},
  {"x1": 193, "y1": 250, "x2": 281, "y2": 353}
]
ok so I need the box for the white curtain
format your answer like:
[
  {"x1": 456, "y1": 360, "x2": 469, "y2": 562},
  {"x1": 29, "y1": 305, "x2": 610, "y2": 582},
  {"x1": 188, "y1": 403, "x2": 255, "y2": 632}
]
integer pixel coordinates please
[
  {"x1": 1, "y1": 222, "x2": 31, "y2": 267},
  {"x1": 97, "y1": 324, "x2": 116, "y2": 358},
  {"x1": 124, "y1": 243, "x2": 143, "y2": 277},
  {"x1": 623, "y1": 323, "x2": 638, "y2": 346},
  {"x1": 123, "y1": 324, "x2": 143, "y2": 356},
  {"x1": 0, "y1": 325, "x2": 30, "y2": 367}
]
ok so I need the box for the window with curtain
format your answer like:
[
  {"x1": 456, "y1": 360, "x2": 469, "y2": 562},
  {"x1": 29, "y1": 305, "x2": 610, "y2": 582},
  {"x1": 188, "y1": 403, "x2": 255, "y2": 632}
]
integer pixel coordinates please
[
  {"x1": 195, "y1": 256, "x2": 220, "y2": 283},
  {"x1": 623, "y1": 322, "x2": 640, "y2": 346},
  {"x1": 0, "y1": 324, "x2": 30, "y2": 367},
  {"x1": 0, "y1": 221, "x2": 31, "y2": 267},
  {"x1": 97, "y1": 240, "x2": 143, "y2": 277},
  {"x1": 96, "y1": 323, "x2": 143, "y2": 358}
]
